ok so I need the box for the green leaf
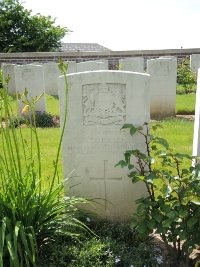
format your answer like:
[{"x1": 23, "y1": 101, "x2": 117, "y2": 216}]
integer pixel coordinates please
[
  {"x1": 152, "y1": 211, "x2": 163, "y2": 223},
  {"x1": 191, "y1": 198, "x2": 200, "y2": 205},
  {"x1": 128, "y1": 163, "x2": 134, "y2": 170},
  {"x1": 179, "y1": 208, "x2": 188, "y2": 218},
  {"x1": 131, "y1": 175, "x2": 141, "y2": 184},
  {"x1": 121, "y1": 124, "x2": 133, "y2": 129},
  {"x1": 115, "y1": 160, "x2": 127, "y2": 168},
  {"x1": 148, "y1": 219, "x2": 156, "y2": 230},
  {"x1": 154, "y1": 137, "x2": 169, "y2": 149},
  {"x1": 166, "y1": 211, "x2": 178, "y2": 219},
  {"x1": 162, "y1": 218, "x2": 172, "y2": 228},
  {"x1": 151, "y1": 145, "x2": 157, "y2": 151},
  {"x1": 137, "y1": 221, "x2": 148, "y2": 234},
  {"x1": 130, "y1": 220, "x2": 138, "y2": 229},
  {"x1": 120, "y1": 124, "x2": 138, "y2": 136},
  {"x1": 187, "y1": 217, "x2": 198, "y2": 228},
  {"x1": 130, "y1": 126, "x2": 137, "y2": 136},
  {"x1": 179, "y1": 231, "x2": 188, "y2": 240}
]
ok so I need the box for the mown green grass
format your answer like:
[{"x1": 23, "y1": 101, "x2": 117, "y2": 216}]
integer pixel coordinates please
[
  {"x1": 152, "y1": 118, "x2": 194, "y2": 155},
  {"x1": 45, "y1": 95, "x2": 60, "y2": 115},
  {"x1": 176, "y1": 93, "x2": 196, "y2": 114},
  {"x1": 1, "y1": 127, "x2": 63, "y2": 184}
]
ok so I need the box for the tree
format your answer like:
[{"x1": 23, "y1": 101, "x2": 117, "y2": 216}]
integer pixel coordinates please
[{"x1": 0, "y1": 0, "x2": 70, "y2": 52}]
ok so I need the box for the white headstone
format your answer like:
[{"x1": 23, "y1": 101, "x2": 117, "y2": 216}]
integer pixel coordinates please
[
  {"x1": 15, "y1": 64, "x2": 46, "y2": 113},
  {"x1": 192, "y1": 68, "x2": 200, "y2": 164},
  {"x1": 2, "y1": 63, "x2": 17, "y2": 95},
  {"x1": 64, "y1": 61, "x2": 77, "y2": 74},
  {"x1": 58, "y1": 70, "x2": 150, "y2": 220},
  {"x1": 119, "y1": 57, "x2": 144, "y2": 72},
  {"x1": 147, "y1": 57, "x2": 177, "y2": 119},
  {"x1": 190, "y1": 54, "x2": 200, "y2": 73},
  {"x1": 29, "y1": 62, "x2": 43, "y2": 66},
  {"x1": 76, "y1": 61, "x2": 108, "y2": 72},
  {"x1": 43, "y1": 62, "x2": 60, "y2": 95}
]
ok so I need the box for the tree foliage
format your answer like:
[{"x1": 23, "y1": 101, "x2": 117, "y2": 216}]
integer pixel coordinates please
[{"x1": 0, "y1": 0, "x2": 70, "y2": 52}]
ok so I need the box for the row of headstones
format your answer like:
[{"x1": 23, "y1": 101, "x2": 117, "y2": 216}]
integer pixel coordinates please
[
  {"x1": 3, "y1": 58, "x2": 200, "y2": 220},
  {"x1": 1, "y1": 56, "x2": 177, "y2": 118}
]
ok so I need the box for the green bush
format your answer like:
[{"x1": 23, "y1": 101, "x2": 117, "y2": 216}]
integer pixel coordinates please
[
  {"x1": 37, "y1": 218, "x2": 161, "y2": 267},
  {"x1": 7, "y1": 112, "x2": 59, "y2": 128},
  {"x1": 177, "y1": 58, "x2": 197, "y2": 94},
  {"x1": 34, "y1": 111, "x2": 59, "y2": 128},
  {"x1": 117, "y1": 123, "x2": 200, "y2": 267}
]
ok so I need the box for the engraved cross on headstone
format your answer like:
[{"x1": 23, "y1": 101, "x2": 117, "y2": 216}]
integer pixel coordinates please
[{"x1": 90, "y1": 160, "x2": 122, "y2": 211}]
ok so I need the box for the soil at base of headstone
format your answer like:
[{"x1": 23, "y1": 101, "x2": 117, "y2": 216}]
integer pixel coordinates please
[{"x1": 176, "y1": 114, "x2": 195, "y2": 121}]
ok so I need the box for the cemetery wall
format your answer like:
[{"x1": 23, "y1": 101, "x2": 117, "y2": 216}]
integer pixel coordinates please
[{"x1": 0, "y1": 48, "x2": 199, "y2": 69}]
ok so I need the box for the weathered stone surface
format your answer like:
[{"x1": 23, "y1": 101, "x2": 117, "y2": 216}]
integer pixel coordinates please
[
  {"x1": 190, "y1": 54, "x2": 200, "y2": 73},
  {"x1": 147, "y1": 57, "x2": 177, "y2": 119},
  {"x1": 15, "y1": 64, "x2": 46, "y2": 113},
  {"x1": 76, "y1": 61, "x2": 108, "y2": 72},
  {"x1": 58, "y1": 70, "x2": 150, "y2": 220},
  {"x1": 2, "y1": 63, "x2": 17, "y2": 95},
  {"x1": 119, "y1": 57, "x2": 144, "y2": 72},
  {"x1": 64, "y1": 61, "x2": 77, "y2": 74},
  {"x1": 43, "y1": 62, "x2": 60, "y2": 95}
]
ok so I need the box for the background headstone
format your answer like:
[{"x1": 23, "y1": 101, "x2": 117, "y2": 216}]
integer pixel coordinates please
[
  {"x1": 193, "y1": 68, "x2": 200, "y2": 164},
  {"x1": 147, "y1": 57, "x2": 177, "y2": 119},
  {"x1": 58, "y1": 70, "x2": 150, "y2": 220},
  {"x1": 43, "y1": 62, "x2": 60, "y2": 95},
  {"x1": 119, "y1": 57, "x2": 144, "y2": 72},
  {"x1": 64, "y1": 61, "x2": 77, "y2": 74},
  {"x1": 15, "y1": 64, "x2": 46, "y2": 113},
  {"x1": 2, "y1": 63, "x2": 17, "y2": 95},
  {"x1": 190, "y1": 54, "x2": 200, "y2": 73},
  {"x1": 76, "y1": 60, "x2": 108, "y2": 72}
]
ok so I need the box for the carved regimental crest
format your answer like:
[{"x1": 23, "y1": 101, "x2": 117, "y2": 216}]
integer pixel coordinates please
[{"x1": 82, "y1": 83, "x2": 126, "y2": 125}]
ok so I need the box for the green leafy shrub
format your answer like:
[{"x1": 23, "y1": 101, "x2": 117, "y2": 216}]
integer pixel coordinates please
[
  {"x1": 177, "y1": 58, "x2": 197, "y2": 94},
  {"x1": 9, "y1": 112, "x2": 60, "y2": 128},
  {"x1": 34, "y1": 111, "x2": 59, "y2": 128},
  {"x1": 37, "y1": 218, "x2": 161, "y2": 267},
  {"x1": 116, "y1": 123, "x2": 200, "y2": 267},
  {"x1": 0, "y1": 61, "x2": 87, "y2": 266}
]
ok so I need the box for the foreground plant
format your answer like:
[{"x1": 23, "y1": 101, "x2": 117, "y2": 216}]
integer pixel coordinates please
[
  {"x1": 0, "y1": 61, "x2": 87, "y2": 266},
  {"x1": 116, "y1": 123, "x2": 200, "y2": 267}
]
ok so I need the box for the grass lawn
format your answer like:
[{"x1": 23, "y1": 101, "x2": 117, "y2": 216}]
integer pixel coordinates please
[
  {"x1": 45, "y1": 94, "x2": 60, "y2": 115},
  {"x1": 0, "y1": 127, "x2": 63, "y2": 187},
  {"x1": 153, "y1": 118, "x2": 194, "y2": 155},
  {"x1": 176, "y1": 93, "x2": 196, "y2": 115}
]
